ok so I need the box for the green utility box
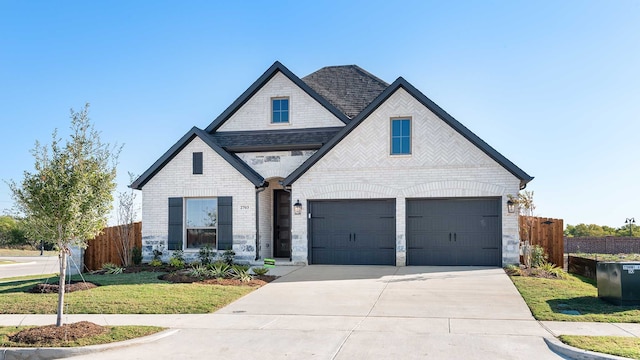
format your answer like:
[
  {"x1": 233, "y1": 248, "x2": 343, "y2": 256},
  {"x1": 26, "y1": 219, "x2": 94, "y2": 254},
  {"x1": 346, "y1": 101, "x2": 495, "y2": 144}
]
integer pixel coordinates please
[{"x1": 597, "y1": 262, "x2": 640, "y2": 305}]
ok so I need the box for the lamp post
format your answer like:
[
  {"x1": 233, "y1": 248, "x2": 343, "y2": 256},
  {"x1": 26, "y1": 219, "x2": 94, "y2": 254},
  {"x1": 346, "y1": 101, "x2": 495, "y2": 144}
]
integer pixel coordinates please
[{"x1": 625, "y1": 218, "x2": 636, "y2": 236}]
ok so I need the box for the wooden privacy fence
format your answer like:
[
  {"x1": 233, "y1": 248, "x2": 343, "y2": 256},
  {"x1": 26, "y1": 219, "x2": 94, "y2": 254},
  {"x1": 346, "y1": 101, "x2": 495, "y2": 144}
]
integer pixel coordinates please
[
  {"x1": 84, "y1": 222, "x2": 141, "y2": 271},
  {"x1": 519, "y1": 216, "x2": 564, "y2": 267}
]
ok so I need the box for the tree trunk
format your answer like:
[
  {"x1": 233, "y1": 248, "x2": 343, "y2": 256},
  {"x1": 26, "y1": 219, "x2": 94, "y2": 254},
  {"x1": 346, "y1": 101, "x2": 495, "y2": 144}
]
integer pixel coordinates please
[{"x1": 56, "y1": 249, "x2": 67, "y2": 327}]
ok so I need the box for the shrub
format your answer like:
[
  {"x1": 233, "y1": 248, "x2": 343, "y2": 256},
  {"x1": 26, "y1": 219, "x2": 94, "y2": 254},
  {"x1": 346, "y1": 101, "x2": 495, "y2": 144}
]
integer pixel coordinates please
[
  {"x1": 169, "y1": 250, "x2": 186, "y2": 269},
  {"x1": 538, "y1": 262, "x2": 566, "y2": 279},
  {"x1": 531, "y1": 245, "x2": 547, "y2": 268},
  {"x1": 222, "y1": 248, "x2": 235, "y2": 266},
  {"x1": 198, "y1": 245, "x2": 215, "y2": 265},
  {"x1": 102, "y1": 262, "x2": 124, "y2": 274},
  {"x1": 188, "y1": 264, "x2": 211, "y2": 278},
  {"x1": 231, "y1": 264, "x2": 252, "y2": 282},
  {"x1": 152, "y1": 245, "x2": 163, "y2": 261},
  {"x1": 503, "y1": 264, "x2": 521, "y2": 276},
  {"x1": 209, "y1": 261, "x2": 231, "y2": 278},
  {"x1": 131, "y1": 246, "x2": 142, "y2": 265},
  {"x1": 251, "y1": 267, "x2": 269, "y2": 276},
  {"x1": 149, "y1": 259, "x2": 163, "y2": 267}
]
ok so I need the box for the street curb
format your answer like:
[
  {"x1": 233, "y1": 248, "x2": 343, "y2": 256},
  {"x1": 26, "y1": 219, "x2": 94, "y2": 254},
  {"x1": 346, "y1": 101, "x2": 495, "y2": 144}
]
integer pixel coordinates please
[
  {"x1": 0, "y1": 328, "x2": 178, "y2": 360},
  {"x1": 0, "y1": 262, "x2": 36, "y2": 268},
  {"x1": 544, "y1": 337, "x2": 634, "y2": 360}
]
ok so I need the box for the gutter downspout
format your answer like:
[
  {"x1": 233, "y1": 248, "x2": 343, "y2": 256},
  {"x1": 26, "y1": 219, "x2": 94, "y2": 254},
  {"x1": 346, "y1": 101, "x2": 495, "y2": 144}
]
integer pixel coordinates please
[
  {"x1": 255, "y1": 184, "x2": 267, "y2": 261},
  {"x1": 278, "y1": 180, "x2": 293, "y2": 262}
]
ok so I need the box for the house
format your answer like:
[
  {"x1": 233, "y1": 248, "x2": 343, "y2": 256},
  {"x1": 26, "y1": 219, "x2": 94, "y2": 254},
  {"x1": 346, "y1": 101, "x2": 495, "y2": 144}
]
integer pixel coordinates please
[{"x1": 130, "y1": 61, "x2": 533, "y2": 267}]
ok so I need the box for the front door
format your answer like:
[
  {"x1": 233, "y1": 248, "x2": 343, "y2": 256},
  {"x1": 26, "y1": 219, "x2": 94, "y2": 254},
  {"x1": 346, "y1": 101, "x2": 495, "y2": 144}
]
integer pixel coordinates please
[{"x1": 273, "y1": 190, "x2": 291, "y2": 258}]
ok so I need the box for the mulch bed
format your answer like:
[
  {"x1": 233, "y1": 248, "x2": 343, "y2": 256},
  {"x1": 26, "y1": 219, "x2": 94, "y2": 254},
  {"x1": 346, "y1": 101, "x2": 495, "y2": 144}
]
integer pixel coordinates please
[
  {"x1": 122, "y1": 264, "x2": 174, "y2": 273},
  {"x1": 505, "y1": 267, "x2": 563, "y2": 279},
  {"x1": 159, "y1": 273, "x2": 277, "y2": 286},
  {"x1": 29, "y1": 281, "x2": 98, "y2": 294},
  {"x1": 9, "y1": 321, "x2": 106, "y2": 345}
]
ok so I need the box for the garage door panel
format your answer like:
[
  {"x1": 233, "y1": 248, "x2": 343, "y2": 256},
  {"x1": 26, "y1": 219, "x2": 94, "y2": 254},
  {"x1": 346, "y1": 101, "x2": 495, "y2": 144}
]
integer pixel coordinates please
[
  {"x1": 309, "y1": 199, "x2": 395, "y2": 265},
  {"x1": 407, "y1": 198, "x2": 501, "y2": 266}
]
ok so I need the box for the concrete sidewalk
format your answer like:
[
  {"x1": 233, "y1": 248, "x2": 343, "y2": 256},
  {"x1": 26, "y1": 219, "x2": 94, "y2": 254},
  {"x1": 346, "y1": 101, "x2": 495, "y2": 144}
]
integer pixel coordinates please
[{"x1": 1, "y1": 266, "x2": 638, "y2": 360}]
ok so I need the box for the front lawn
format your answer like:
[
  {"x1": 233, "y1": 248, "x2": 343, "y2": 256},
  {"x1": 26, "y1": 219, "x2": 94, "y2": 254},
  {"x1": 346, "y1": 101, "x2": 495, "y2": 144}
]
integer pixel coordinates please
[
  {"x1": 510, "y1": 273, "x2": 640, "y2": 322},
  {"x1": 559, "y1": 335, "x2": 640, "y2": 359},
  {"x1": 0, "y1": 272, "x2": 256, "y2": 314}
]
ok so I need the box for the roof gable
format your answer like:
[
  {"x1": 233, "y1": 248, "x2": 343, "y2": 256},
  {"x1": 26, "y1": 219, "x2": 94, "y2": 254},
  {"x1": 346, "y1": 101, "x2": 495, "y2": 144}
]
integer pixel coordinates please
[
  {"x1": 284, "y1": 77, "x2": 534, "y2": 188},
  {"x1": 205, "y1": 61, "x2": 349, "y2": 133},
  {"x1": 130, "y1": 127, "x2": 265, "y2": 189}
]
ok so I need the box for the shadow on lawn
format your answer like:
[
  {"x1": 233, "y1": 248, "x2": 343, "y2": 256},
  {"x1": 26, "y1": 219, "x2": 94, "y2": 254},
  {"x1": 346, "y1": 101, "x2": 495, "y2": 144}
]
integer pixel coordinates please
[
  {"x1": 547, "y1": 296, "x2": 637, "y2": 316},
  {"x1": 0, "y1": 272, "x2": 170, "y2": 294}
]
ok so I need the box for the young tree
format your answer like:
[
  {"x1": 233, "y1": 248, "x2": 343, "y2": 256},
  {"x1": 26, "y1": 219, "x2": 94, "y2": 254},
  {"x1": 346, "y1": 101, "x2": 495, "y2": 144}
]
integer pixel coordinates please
[
  {"x1": 508, "y1": 190, "x2": 535, "y2": 267},
  {"x1": 8, "y1": 104, "x2": 119, "y2": 326},
  {"x1": 115, "y1": 172, "x2": 139, "y2": 267}
]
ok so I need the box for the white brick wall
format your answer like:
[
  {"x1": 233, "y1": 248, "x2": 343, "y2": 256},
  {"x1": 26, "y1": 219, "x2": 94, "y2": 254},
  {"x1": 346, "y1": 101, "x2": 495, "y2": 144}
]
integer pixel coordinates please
[
  {"x1": 291, "y1": 88, "x2": 522, "y2": 266},
  {"x1": 237, "y1": 150, "x2": 315, "y2": 179},
  {"x1": 218, "y1": 72, "x2": 345, "y2": 131},
  {"x1": 141, "y1": 136, "x2": 258, "y2": 262}
]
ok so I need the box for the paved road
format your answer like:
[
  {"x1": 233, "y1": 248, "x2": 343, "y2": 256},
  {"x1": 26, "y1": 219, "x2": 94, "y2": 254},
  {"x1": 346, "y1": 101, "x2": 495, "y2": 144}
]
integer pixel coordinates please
[
  {"x1": 61, "y1": 266, "x2": 564, "y2": 360},
  {"x1": 0, "y1": 256, "x2": 59, "y2": 279}
]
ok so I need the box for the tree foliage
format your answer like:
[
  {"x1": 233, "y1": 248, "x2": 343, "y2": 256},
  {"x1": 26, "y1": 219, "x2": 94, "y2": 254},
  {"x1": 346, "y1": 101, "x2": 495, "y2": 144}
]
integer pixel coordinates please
[
  {"x1": 0, "y1": 216, "x2": 28, "y2": 246},
  {"x1": 565, "y1": 223, "x2": 640, "y2": 237},
  {"x1": 8, "y1": 104, "x2": 120, "y2": 326}
]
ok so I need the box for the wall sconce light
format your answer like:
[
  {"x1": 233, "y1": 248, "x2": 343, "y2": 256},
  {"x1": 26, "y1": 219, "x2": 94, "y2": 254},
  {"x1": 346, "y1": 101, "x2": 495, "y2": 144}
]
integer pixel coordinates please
[
  {"x1": 507, "y1": 199, "x2": 516, "y2": 214},
  {"x1": 293, "y1": 199, "x2": 302, "y2": 215}
]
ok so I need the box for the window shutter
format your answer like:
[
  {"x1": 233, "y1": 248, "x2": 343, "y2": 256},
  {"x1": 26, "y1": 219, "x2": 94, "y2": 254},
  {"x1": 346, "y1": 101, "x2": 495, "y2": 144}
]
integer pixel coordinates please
[
  {"x1": 168, "y1": 197, "x2": 183, "y2": 250},
  {"x1": 193, "y1": 152, "x2": 203, "y2": 174},
  {"x1": 217, "y1": 196, "x2": 233, "y2": 251}
]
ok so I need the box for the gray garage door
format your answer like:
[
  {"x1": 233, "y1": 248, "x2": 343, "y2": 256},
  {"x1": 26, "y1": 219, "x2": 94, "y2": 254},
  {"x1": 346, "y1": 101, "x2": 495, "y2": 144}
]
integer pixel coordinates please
[
  {"x1": 407, "y1": 198, "x2": 501, "y2": 266},
  {"x1": 309, "y1": 199, "x2": 395, "y2": 265}
]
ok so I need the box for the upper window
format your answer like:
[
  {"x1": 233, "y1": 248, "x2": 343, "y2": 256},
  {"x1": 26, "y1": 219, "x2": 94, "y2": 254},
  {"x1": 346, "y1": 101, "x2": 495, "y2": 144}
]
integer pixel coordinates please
[
  {"x1": 272, "y1": 97, "x2": 289, "y2": 123},
  {"x1": 185, "y1": 198, "x2": 217, "y2": 249},
  {"x1": 192, "y1": 152, "x2": 203, "y2": 174},
  {"x1": 391, "y1": 118, "x2": 411, "y2": 155}
]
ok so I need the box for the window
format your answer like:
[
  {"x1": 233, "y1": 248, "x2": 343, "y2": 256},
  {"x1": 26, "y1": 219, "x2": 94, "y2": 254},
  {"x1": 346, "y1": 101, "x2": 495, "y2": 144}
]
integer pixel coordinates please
[
  {"x1": 185, "y1": 198, "x2": 217, "y2": 249},
  {"x1": 272, "y1": 97, "x2": 289, "y2": 123},
  {"x1": 391, "y1": 118, "x2": 411, "y2": 155},
  {"x1": 192, "y1": 152, "x2": 203, "y2": 174}
]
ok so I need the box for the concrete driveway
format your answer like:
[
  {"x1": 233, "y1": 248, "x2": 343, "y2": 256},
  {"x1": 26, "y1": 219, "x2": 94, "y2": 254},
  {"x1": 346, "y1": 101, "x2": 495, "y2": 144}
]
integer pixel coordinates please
[{"x1": 64, "y1": 266, "x2": 563, "y2": 360}]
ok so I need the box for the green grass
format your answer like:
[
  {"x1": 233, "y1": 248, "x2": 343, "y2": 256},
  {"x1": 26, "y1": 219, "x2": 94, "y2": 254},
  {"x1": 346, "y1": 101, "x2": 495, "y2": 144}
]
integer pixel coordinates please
[
  {"x1": 0, "y1": 248, "x2": 57, "y2": 257},
  {"x1": 559, "y1": 335, "x2": 640, "y2": 359},
  {"x1": 0, "y1": 272, "x2": 256, "y2": 314},
  {"x1": 510, "y1": 273, "x2": 640, "y2": 322},
  {"x1": 0, "y1": 325, "x2": 164, "y2": 347},
  {"x1": 569, "y1": 253, "x2": 640, "y2": 261}
]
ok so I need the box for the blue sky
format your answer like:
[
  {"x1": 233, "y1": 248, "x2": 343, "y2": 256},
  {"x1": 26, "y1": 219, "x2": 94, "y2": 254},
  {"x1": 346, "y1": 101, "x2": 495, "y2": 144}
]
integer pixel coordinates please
[{"x1": 1, "y1": 1, "x2": 638, "y2": 228}]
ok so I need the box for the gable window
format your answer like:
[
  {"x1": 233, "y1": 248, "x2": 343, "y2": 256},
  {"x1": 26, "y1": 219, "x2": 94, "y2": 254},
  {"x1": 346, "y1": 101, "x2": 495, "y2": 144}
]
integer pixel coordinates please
[
  {"x1": 272, "y1": 97, "x2": 289, "y2": 123},
  {"x1": 391, "y1": 118, "x2": 411, "y2": 155},
  {"x1": 185, "y1": 198, "x2": 217, "y2": 249},
  {"x1": 192, "y1": 152, "x2": 203, "y2": 174}
]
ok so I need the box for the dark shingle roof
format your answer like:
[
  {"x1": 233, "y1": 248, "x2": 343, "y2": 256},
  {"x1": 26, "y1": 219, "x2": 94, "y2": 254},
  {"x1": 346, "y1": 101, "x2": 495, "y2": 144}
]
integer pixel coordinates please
[
  {"x1": 302, "y1": 65, "x2": 389, "y2": 119},
  {"x1": 211, "y1": 127, "x2": 342, "y2": 152}
]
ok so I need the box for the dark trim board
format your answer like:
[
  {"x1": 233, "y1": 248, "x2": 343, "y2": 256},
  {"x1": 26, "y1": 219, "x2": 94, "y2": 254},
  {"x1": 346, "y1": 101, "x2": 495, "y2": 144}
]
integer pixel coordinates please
[{"x1": 307, "y1": 199, "x2": 396, "y2": 265}]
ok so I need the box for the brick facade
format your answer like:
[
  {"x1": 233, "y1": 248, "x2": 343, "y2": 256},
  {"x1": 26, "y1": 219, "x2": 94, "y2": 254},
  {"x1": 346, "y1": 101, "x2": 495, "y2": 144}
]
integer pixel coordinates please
[
  {"x1": 217, "y1": 72, "x2": 344, "y2": 132},
  {"x1": 291, "y1": 89, "x2": 521, "y2": 266}
]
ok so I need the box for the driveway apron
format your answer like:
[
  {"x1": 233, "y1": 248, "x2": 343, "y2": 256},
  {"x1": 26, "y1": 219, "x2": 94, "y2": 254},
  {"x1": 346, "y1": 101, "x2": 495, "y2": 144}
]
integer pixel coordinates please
[{"x1": 66, "y1": 266, "x2": 563, "y2": 360}]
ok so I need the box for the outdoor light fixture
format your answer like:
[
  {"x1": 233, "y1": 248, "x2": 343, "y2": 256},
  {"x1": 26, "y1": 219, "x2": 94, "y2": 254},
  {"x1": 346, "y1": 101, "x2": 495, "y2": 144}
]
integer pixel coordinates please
[
  {"x1": 507, "y1": 199, "x2": 516, "y2": 214},
  {"x1": 293, "y1": 199, "x2": 302, "y2": 215},
  {"x1": 626, "y1": 217, "x2": 636, "y2": 236}
]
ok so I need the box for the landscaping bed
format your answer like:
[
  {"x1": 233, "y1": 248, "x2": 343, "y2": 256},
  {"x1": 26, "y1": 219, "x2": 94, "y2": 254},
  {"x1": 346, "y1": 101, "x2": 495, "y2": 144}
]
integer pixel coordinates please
[{"x1": 0, "y1": 323, "x2": 164, "y2": 347}]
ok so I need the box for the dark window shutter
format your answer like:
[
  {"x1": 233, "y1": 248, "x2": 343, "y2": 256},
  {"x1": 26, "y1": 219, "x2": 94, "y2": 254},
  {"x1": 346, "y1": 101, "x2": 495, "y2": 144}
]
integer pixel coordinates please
[
  {"x1": 168, "y1": 197, "x2": 183, "y2": 250},
  {"x1": 192, "y1": 152, "x2": 203, "y2": 174},
  {"x1": 217, "y1": 196, "x2": 233, "y2": 251}
]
